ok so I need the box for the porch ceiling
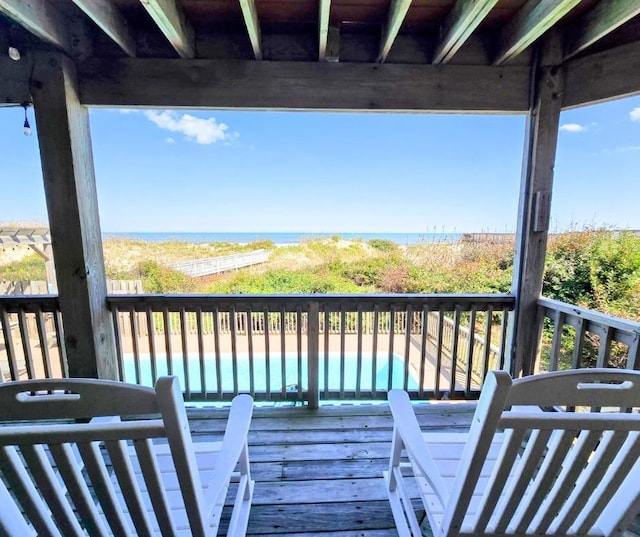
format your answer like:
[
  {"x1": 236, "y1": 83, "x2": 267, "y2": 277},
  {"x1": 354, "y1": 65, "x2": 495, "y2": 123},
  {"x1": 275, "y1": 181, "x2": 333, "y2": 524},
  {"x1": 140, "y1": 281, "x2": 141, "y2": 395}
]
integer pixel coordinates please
[{"x1": 1, "y1": 0, "x2": 640, "y2": 111}]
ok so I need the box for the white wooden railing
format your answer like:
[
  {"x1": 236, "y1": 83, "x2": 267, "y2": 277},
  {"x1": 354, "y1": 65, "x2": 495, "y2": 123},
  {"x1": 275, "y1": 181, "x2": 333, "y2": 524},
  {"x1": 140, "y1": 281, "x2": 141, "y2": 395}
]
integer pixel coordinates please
[{"x1": 536, "y1": 297, "x2": 640, "y2": 371}]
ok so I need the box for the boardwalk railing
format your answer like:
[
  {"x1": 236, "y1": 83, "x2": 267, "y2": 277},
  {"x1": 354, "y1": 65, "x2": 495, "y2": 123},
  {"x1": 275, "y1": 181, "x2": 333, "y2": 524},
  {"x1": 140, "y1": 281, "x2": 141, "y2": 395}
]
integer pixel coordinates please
[
  {"x1": 536, "y1": 297, "x2": 640, "y2": 372},
  {"x1": 169, "y1": 249, "x2": 269, "y2": 277},
  {"x1": 0, "y1": 293, "x2": 512, "y2": 405}
]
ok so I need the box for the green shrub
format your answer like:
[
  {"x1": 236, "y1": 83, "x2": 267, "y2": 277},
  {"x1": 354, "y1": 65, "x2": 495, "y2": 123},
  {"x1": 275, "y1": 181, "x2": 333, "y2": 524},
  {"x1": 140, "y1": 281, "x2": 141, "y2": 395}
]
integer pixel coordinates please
[
  {"x1": 139, "y1": 260, "x2": 194, "y2": 293},
  {"x1": 368, "y1": 239, "x2": 399, "y2": 253},
  {"x1": 0, "y1": 254, "x2": 46, "y2": 280}
]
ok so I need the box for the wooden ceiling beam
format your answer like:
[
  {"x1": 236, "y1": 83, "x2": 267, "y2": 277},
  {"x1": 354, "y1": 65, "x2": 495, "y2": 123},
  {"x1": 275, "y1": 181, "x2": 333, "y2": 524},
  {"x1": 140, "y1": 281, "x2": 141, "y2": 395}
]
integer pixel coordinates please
[
  {"x1": 239, "y1": 0, "x2": 262, "y2": 60},
  {"x1": 139, "y1": 0, "x2": 194, "y2": 58},
  {"x1": 494, "y1": 0, "x2": 581, "y2": 65},
  {"x1": 72, "y1": 0, "x2": 136, "y2": 57},
  {"x1": 78, "y1": 58, "x2": 530, "y2": 112},
  {"x1": 564, "y1": 0, "x2": 640, "y2": 60},
  {"x1": 563, "y1": 40, "x2": 640, "y2": 108},
  {"x1": 319, "y1": 0, "x2": 331, "y2": 61},
  {"x1": 0, "y1": 53, "x2": 31, "y2": 105},
  {"x1": 377, "y1": 0, "x2": 412, "y2": 63},
  {"x1": 0, "y1": 0, "x2": 70, "y2": 54},
  {"x1": 433, "y1": 0, "x2": 499, "y2": 64}
]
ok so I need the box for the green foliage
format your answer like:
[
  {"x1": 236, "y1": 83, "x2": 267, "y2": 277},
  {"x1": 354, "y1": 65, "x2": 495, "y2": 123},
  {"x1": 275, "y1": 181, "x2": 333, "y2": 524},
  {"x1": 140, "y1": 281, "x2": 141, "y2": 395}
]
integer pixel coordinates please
[
  {"x1": 206, "y1": 267, "x2": 361, "y2": 294},
  {"x1": 590, "y1": 232, "x2": 640, "y2": 307},
  {"x1": 543, "y1": 232, "x2": 596, "y2": 305},
  {"x1": 368, "y1": 239, "x2": 399, "y2": 253},
  {"x1": 0, "y1": 254, "x2": 46, "y2": 280},
  {"x1": 139, "y1": 260, "x2": 194, "y2": 293},
  {"x1": 543, "y1": 231, "x2": 640, "y2": 318}
]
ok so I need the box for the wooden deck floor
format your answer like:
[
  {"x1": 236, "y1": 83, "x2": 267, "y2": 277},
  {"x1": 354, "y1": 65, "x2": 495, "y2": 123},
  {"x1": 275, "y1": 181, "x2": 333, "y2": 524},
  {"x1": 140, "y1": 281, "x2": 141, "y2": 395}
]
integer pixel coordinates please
[{"x1": 187, "y1": 401, "x2": 477, "y2": 536}]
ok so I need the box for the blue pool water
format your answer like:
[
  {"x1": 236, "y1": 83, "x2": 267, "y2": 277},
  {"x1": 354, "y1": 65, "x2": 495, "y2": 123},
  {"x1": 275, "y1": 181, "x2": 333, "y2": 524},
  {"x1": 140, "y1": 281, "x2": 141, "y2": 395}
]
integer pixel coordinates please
[{"x1": 122, "y1": 353, "x2": 418, "y2": 393}]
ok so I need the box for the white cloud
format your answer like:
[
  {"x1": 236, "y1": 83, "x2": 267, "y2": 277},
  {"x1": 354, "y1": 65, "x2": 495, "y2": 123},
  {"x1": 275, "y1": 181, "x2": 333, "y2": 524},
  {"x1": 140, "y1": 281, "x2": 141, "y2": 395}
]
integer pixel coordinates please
[
  {"x1": 615, "y1": 145, "x2": 640, "y2": 152},
  {"x1": 630, "y1": 108, "x2": 640, "y2": 122},
  {"x1": 559, "y1": 123, "x2": 587, "y2": 133},
  {"x1": 144, "y1": 111, "x2": 230, "y2": 144},
  {"x1": 165, "y1": 137, "x2": 175, "y2": 144}
]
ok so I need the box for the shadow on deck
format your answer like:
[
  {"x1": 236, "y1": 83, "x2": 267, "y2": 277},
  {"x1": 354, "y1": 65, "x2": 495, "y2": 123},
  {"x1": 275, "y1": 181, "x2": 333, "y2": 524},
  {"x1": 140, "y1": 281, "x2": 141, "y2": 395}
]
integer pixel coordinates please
[{"x1": 189, "y1": 401, "x2": 476, "y2": 536}]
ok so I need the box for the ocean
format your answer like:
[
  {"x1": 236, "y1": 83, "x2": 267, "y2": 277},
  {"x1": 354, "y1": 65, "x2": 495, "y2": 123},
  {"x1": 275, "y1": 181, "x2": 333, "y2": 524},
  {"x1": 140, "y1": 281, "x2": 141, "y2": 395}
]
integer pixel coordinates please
[{"x1": 103, "y1": 232, "x2": 462, "y2": 245}]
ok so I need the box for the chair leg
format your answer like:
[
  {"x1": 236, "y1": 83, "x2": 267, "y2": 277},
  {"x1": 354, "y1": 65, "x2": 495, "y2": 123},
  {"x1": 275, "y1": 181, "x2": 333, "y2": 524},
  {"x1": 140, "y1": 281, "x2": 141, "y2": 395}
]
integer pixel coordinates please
[
  {"x1": 385, "y1": 427, "x2": 424, "y2": 537},
  {"x1": 226, "y1": 442, "x2": 253, "y2": 537},
  {"x1": 226, "y1": 475, "x2": 254, "y2": 537},
  {"x1": 384, "y1": 469, "x2": 423, "y2": 537}
]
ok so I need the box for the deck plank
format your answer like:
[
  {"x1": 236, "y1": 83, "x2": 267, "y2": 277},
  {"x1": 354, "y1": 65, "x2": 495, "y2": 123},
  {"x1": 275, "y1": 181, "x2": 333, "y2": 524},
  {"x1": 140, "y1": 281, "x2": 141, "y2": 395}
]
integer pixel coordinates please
[{"x1": 188, "y1": 401, "x2": 473, "y2": 536}]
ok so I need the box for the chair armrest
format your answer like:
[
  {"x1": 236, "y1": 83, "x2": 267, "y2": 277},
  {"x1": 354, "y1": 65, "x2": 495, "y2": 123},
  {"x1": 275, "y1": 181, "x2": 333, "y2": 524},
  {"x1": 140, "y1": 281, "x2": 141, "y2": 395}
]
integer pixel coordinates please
[
  {"x1": 203, "y1": 394, "x2": 253, "y2": 515},
  {"x1": 388, "y1": 390, "x2": 450, "y2": 507}
]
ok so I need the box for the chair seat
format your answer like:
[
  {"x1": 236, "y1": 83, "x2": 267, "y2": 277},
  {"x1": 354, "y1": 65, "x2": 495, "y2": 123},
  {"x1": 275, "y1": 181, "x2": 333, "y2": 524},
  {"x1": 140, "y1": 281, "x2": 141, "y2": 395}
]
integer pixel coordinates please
[
  {"x1": 105, "y1": 442, "x2": 234, "y2": 536},
  {"x1": 416, "y1": 432, "x2": 510, "y2": 532}
]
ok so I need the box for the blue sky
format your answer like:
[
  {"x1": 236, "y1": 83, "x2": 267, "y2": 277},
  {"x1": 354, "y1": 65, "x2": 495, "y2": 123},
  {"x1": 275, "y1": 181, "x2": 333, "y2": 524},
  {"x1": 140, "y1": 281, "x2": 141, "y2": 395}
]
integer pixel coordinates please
[{"x1": 1, "y1": 95, "x2": 639, "y2": 233}]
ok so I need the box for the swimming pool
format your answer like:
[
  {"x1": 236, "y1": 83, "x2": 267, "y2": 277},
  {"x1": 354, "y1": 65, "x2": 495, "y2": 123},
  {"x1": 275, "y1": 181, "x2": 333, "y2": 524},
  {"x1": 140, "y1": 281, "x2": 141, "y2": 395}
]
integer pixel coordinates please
[{"x1": 122, "y1": 352, "x2": 418, "y2": 394}]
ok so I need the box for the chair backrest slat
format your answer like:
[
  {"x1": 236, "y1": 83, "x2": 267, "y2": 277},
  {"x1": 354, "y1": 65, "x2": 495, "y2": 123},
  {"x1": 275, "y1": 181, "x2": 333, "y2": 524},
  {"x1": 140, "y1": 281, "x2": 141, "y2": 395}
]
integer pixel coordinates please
[
  {"x1": 0, "y1": 477, "x2": 34, "y2": 537},
  {"x1": 156, "y1": 376, "x2": 208, "y2": 537},
  {"x1": 513, "y1": 429, "x2": 577, "y2": 533},
  {"x1": 50, "y1": 442, "x2": 111, "y2": 537},
  {"x1": 134, "y1": 438, "x2": 177, "y2": 537},
  {"x1": 0, "y1": 446, "x2": 61, "y2": 537},
  {"x1": 552, "y1": 430, "x2": 628, "y2": 534},
  {"x1": 21, "y1": 444, "x2": 85, "y2": 536},
  {"x1": 494, "y1": 428, "x2": 552, "y2": 533},
  {"x1": 532, "y1": 429, "x2": 602, "y2": 533},
  {"x1": 444, "y1": 372, "x2": 513, "y2": 534},
  {"x1": 77, "y1": 441, "x2": 131, "y2": 537},
  {"x1": 106, "y1": 439, "x2": 156, "y2": 537},
  {"x1": 577, "y1": 432, "x2": 640, "y2": 534},
  {"x1": 474, "y1": 428, "x2": 526, "y2": 533}
]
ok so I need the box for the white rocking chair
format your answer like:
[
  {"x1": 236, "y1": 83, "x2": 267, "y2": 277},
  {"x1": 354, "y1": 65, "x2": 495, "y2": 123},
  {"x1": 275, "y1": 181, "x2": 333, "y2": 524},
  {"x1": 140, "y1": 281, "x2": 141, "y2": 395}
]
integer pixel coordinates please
[
  {"x1": 0, "y1": 376, "x2": 254, "y2": 537},
  {"x1": 385, "y1": 369, "x2": 640, "y2": 537}
]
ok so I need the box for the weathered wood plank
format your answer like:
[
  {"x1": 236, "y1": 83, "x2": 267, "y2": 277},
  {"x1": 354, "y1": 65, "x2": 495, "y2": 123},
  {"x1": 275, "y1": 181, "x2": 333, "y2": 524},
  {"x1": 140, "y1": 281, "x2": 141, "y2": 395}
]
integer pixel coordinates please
[
  {"x1": 245, "y1": 500, "x2": 397, "y2": 534},
  {"x1": 78, "y1": 58, "x2": 530, "y2": 112},
  {"x1": 507, "y1": 33, "x2": 563, "y2": 376},
  {"x1": 0, "y1": 0, "x2": 70, "y2": 53},
  {"x1": 30, "y1": 52, "x2": 117, "y2": 379},
  {"x1": 377, "y1": 0, "x2": 412, "y2": 63},
  {"x1": 139, "y1": 0, "x2": 195, "y2": 58},
  {"x1": 0, "y1": 53, "x2": 31, "y2": 104},
  {"x1": 255, "y1": 531, "x2": 398, "y2": 537},
  {"x1": 433, "y1": 0, "x2": 499, "y2": 64},
  {"x1": 563, "y1": 41, "x2": 640, "y2": 108},
  {"x1": 71, "y1": 0, "x2": 136, "y2": 57},
  {"x1": 564, "y1": 0, "x2": 640, "y2": 60},
  {"x1": 239, "y1": 0, "x2": 262, "y2": 60},
  {"x1": 494, "y1": 0, "x2": 581, "y2": 65},
  {"x1": 253, "y1": 477, "x2": 389, "y2": 505},
  {"x1": 187, "y1": 408, "x2": 474, "y2": 433},
  {"x1": 318, "y1": 0, "x2": 331, "y2": 61}
]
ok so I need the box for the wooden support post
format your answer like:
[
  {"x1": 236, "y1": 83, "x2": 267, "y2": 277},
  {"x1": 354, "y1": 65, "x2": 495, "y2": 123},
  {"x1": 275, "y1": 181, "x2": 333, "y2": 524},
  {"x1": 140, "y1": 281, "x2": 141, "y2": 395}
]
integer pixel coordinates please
[
  {"x1": 507, "y1": 34, "x2": 563, "y2": 378},
  {"x1": 307, "y1": 301, "x2": 320, "y2": 409},
  {"x1": 30, "y1": 52, "x2": 117, "y2": 379}
]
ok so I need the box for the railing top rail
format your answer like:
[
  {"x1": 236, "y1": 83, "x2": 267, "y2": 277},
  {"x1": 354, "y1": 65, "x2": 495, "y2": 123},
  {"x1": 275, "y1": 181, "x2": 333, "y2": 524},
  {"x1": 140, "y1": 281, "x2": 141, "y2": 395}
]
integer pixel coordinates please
[
  {"x1": 0, "y1": 295, "x2": 60, "y2": 312},
  {"x1": 106, "y1": 293, "x2": 516, "y2": 312},
  {"x1": 538, "y1": 297, "x2": 640, "y2": 336}
]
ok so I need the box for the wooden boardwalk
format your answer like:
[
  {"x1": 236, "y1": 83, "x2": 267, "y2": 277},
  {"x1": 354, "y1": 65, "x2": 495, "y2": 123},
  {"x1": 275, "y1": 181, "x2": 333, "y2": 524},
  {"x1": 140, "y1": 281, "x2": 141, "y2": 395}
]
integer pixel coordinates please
[{"x1": 188, "y1": 401, "x2": 477, "y2": 536}]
